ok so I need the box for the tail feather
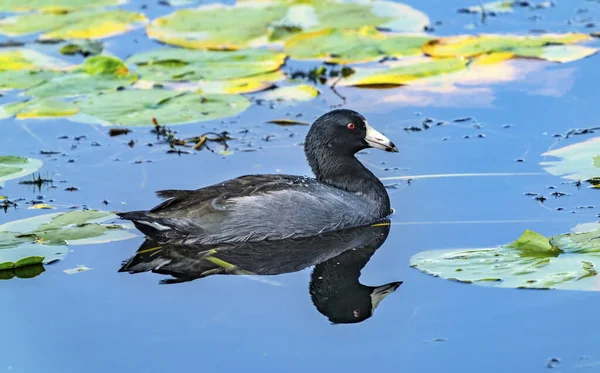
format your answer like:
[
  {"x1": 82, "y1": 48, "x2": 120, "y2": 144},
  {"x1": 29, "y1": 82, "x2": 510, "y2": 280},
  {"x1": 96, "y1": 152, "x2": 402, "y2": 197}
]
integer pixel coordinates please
[{"x1": 117, "y1": 211, "x2": 173, "y2": 239}]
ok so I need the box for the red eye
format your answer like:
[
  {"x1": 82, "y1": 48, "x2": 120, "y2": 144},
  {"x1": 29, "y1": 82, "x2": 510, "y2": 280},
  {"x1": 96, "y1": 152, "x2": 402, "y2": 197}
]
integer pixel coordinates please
[{"x1": 347, "y1": 123, "x2": 355, "y2": 130}]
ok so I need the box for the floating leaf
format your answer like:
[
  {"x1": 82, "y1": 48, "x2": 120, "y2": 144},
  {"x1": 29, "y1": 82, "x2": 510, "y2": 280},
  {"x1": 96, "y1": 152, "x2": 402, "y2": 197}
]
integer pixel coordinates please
[
  {"x1": 458, "y1": 1, "x2": 517, "y2": 14},
  {"x1": 25, "y1": 56, "x2": 137, "y2": 98},
  {"x1": 0, "y1": 0, "x2": 123, "y2": 13},
  {"x1": 0, "y1": 210, "x2": 136, "y2": 273},
  {"x1": 260, "y1": 84, "x2": 319, "y2": 102},
  {"x1": 339, "y1": 57, "x2": 468, "y2": 87},
  {"x1": 284, "y1": 26, "x2": 431, "y2": 63},
  {"x1": 60, "y1": 40, "x2": 103, "y2": 57},
  {"x1": 63, "y1": 265, "x2": 92, "y2": 274},
  {"x1": 29, "y1": 204, "x2": 54, "y2": 209},
  {"x1": 0, "y1": 9, "x2": 147, "y2": 40},
  {"x1": 73, "y1": 90, "x2": 251, "y2": 126},
  {"x1": 1, "y1": 98, "x2": 79, "y2": 119},
  {"x1": 0, "y1": 156, "x2": 43, "y2": 186},
  {"x1": 127, "y1": 48, "x2": 286, "y2": 82},
  {"x1": 0, "y1": 49, "x2": 69, "y2": 91},
  {"x1": 541, "y1": 136, "x2": 600, "y2": 183},
  {"x1": 423, "y1": 34, "x2": 595, "y2": 62},
  {"x1": 147, "y1": 0, "x2": 429, "y2": 50},
  {"x1": 411, "y1": 224, "x2": 600, "y2": 291}
]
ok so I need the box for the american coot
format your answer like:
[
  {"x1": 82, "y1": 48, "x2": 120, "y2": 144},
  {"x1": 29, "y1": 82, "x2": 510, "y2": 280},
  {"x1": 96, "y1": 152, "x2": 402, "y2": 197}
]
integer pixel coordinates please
[
  {"x1": 119, "y1": 222, "x2": 402, "y2": 324},
  {"x1": 118, "y1": 109, "x2": 398, "y2": 245}
]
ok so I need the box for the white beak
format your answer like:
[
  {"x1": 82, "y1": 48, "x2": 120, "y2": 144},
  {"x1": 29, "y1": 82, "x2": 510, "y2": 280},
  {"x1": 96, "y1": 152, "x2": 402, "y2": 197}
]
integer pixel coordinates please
[{"x1": 365, "y1": 122, "x2": 398, "y2": 152}]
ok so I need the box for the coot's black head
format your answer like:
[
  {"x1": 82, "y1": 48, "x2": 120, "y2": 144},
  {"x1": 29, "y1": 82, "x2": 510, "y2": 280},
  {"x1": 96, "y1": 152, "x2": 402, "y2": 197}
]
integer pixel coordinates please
[{"x1": 305, "y1": 109, "x2": 398, "y2": 158}]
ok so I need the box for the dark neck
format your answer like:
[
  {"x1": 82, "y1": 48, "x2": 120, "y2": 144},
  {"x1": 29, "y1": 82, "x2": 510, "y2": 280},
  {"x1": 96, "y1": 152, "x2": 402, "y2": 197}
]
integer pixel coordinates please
[{"x1": 306, "y1": 149, "x2": 390, "y2": 216}]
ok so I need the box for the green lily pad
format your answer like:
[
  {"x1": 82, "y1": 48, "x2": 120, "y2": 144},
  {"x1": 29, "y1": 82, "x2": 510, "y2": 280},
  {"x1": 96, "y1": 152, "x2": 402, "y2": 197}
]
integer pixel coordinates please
[
  {"x1": 0, "y1": 156, "x2": 43, "y2": 186},
  {"x1": 422, "y1": 33, "x2": 596, "y2": 62},
  {"x1": 411, "y1": 225, "x2": 600, "y2": 291},
  {"x1": 0, "y1": 49, "x2": 69, "y2": 91},
  {"x1": 0, "y1": 9, "x2": 147, "y2": 40},
  {"x1": 284, "y1": 26, "x2": 432, "y2": 63},
  {"x1": 541, "y1": 137, "x2": 600, "y2": 183},
  {"x1": 338, "y1": 58, "x2": 468, "y2": 87},
  {"x1": 25, "y1": 56, "x2": 138, "y2": 98},
  {"x1": 0, "y1": 0, "x2": 123, "y2": 12},
  {"x1": 72, "y1": 90, "x2": 251, "y2": 126},
  {"x1": 147, "y1": 0, "x2": 429, "y2": 50},
  {"x1": 0, "y1": 98, "x2": 80, "y2": 119},
  {"x1": 126, "y1": 48, "x2": 286, "y2": 82},
  {"x1": 0, "y1": 210, "x2": 137, "y2": 272}
]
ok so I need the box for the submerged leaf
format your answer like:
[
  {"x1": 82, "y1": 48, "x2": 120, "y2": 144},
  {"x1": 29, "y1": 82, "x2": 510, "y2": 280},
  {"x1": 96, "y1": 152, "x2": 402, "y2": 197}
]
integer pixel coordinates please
[
  {"x1": 411, "y1": 223, "x2": 600, "y2": 291},
  {"x1": 541, "y1": 137, "x2": 600, "y2": 182},
  {"x1": 73, "y1": 90, "x2": 251, "y2": 126},
  {"x1": 0, "y1": 9, "x2": 147, "y2": 40},
  {"x1": 423, "y1": 34, "x2": 595, "y2": 62},
  {"x1": 284, "y1": 26, "x2": 432, "y2": 63},
  {"x1": 0, "y1": 156, "x2": 43, "y2": 186},
  {"x1": 147, "y1": 0, "x2": 428, "y2": 49}
]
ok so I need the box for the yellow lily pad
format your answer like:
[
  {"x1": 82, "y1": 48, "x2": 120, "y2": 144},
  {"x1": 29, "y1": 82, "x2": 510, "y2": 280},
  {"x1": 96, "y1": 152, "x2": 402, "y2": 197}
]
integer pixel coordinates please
[
  {"x1": 0, "y1": 0, "x2": 124, "y2": 13},
  {"x1": 423, "y1": 34, "x2": 595, "y2": 62},
  {"x1": 147, "y1": 0, "x2": 429, "y2": 50},
  {"x1": 0, "y1": 9, "x2": 147, "y2": 40},
  {"x1": 260, "y1": 84, "x2": 319, "y2": 102},
  {"x1": 126, "y1": 48, "x2": 286, "y2": 82},
  {"x1": 284, "y1": 26, "x2": 432, "y2": 63},
  {"x1": 73, "y1": 90, "x2": 251, "y2": 126},
  {"x1": 339, "y1": 57, "x2": 468, "y2": 87}
]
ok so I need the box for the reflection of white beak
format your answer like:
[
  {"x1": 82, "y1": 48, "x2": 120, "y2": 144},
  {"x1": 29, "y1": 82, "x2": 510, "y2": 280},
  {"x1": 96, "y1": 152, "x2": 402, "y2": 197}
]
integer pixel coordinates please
[
  {"x1": 365, "y1": 122, "x2": 398, "y2": 152},
  {"x1": 370, "y1": 282, "x2": 402, "y2": 311}
]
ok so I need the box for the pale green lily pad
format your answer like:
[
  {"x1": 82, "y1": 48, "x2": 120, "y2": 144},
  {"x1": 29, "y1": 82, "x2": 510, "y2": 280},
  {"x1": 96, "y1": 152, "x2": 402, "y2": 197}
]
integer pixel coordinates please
[
  {"x1": 73, "y1": 90, "x2": 251, "y2": 126},
  {"x1": 0, "y1": 9, "x2": 147, "y2": 40},
  {"x1": 411, "y1": 226, "x2": 600, "y2": 291},
  {"x1": 0, "y1": 0, "x2": 124, "y2": 12},
  {"x1": 25, "y1": 56, "x2": 138, "y2": 98},
  {"x1": 459, "y1": 1, "x2": 517, "y2": 14},
  {"x1": 284, "y1": 26, "x2": 432, "y2": 63},
  {"x1": 422, "y1": 33, "x2": 595, "y2": 62},
  {"x1": 260, "y1": 84, "x2": 319, "y2": 102},
  {"x1": 541, "y1": 137, "x2": 600, "y2": 183},
  {"x1": 0, "y1": 210, "x2": 137, "y2": 272},
  {"x1": 126, "y1": 48, "x2": 286, "y2": 82},
  {"x1": 147, "y1": 0, "x2": 429, "y2": 50},
  {"x1": 0, "y1": 156, "x2": 43, "y2": 186},
  {"x1": 0, "y1": 98, "x2": 79, "y2": 119},
  {"x1": 338, "y1": 58, "x2": 468, "y2": 87},
  {"x1": 0, "y1": 49, "x2": 69, "y2": 91}
]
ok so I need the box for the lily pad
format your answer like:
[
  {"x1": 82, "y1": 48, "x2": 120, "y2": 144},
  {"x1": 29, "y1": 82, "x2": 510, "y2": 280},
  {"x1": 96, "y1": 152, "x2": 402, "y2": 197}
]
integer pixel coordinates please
[
  {"x1": 423, "y1": 34, "x2": 595, "y2": 62},
  {"x1": 260, "y1": 84, "x2": 319, "y2": 102},
  {"x1": 0, "y1": 49, "x2": 69, "y2": 91},
  {"x1": 0, "y1": 210, "x2": 137, "y2": 272},
  {"x1": 0, "y1": 98, "x2": 80, "y2": 119},
  {"x1": 25, "y1": 56, "x2": 138, "y2": 98},
  {"x1": 126, "y1": 48, "x2": 286, "y2": 82},
  {"x1": 147, "y1": 0, "x2": 429, "y2": 50},
  {"x1": 0, "y1": 0, "x2": 123, "y2": 13},
  {"x1": 0, "y1": 9, "x2": 147, "y2": 40},
  {"x1": 73, "y1": 90, "x2": 251, "y2": 126},
  {"x1": 458, "y1": 1, "x2": 518, "y2": 14},
  {"x1": 60, "y1": 40, "x2": 103, "y2": 57},
  {"x1": 284, "y1": 26, "x2": 432, "y2": 63},
  {"x1": 338, "y1": 57, "x2": 468, "y2": 87},
  {"x1": 411, "y1": 225, "x2": 600, "y2": 291},
  {"x1": 0, "y1": 156, "x2": 43, "y2": 186},
  {"x1": 541, "y1": 136, "x2": 600, "y2": 183}
]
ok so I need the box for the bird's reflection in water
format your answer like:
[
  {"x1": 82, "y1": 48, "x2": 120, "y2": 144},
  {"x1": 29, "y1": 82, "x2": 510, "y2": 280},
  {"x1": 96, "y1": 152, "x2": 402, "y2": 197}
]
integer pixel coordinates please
[{"x1": 119, "y1": 221, "x2": 402, "y2": 324}]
